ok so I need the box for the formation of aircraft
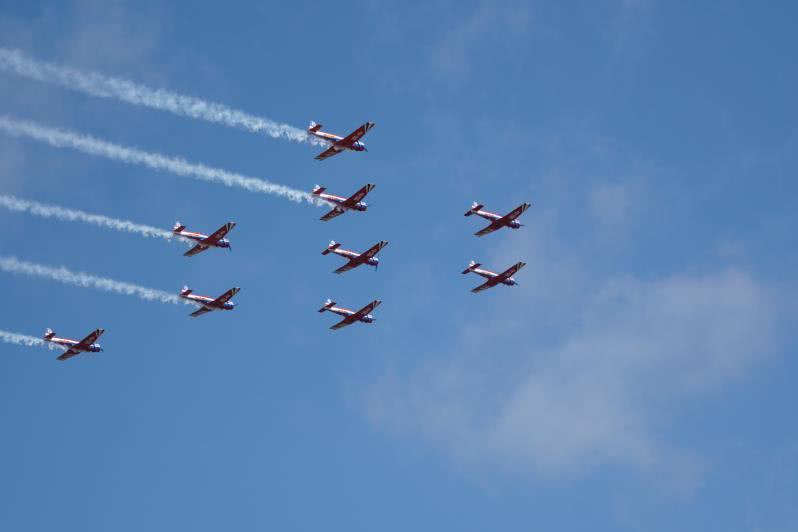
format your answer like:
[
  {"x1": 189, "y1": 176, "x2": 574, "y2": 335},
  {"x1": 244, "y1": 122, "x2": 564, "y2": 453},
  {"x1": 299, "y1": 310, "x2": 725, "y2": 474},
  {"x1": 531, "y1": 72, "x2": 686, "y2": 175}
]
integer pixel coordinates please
[
  {"x1": 308, "y1": 121, "x2": 375, "y2": 161},
  {"x1": 322, "y1": 240, "x2": 388, "y2": 274},
  {"x1": 173, "y1": 221, "x2": 236, "y2": 257},
  {"x1": 465, "y1": 201, "x2": 531, "y2": 237},
  {"x1": 313, "y1": 183, "x2": 374, "y2": 222},
  {"x1": 179, "y1": 286, "x2": 240, "y2": 317},
  {"x1": 16, "y1": 115, "x2": 537, "y2": 359},
  {"x1": 318, "y1": 299, "x2": 381, "y2": 330},
  {"x1": 461, "y1": 260, "x2": 526, "y2": 293},
  {"x1": 43, "y1": 327, "x2": 104, "y2": 361}
]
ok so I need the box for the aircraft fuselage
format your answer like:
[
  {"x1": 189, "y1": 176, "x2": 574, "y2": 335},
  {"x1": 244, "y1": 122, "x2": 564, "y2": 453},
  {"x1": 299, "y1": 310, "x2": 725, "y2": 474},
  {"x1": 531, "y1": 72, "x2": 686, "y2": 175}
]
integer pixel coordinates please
[
  {"x1": 46, "y1": 336, "x2": 102, "y2": 352},
  {"x1": 330, "y1": 247, "x2": 379, "y2": 267},
  {"x1": 180, "y1": 293, "x2": 236, "y2": 311},
  {"x1": 471, "y1": 267, "x2": 517, "y2": 286},
  {"x1": 474, "y1": 209, "x2": 522, "y2": 229},
  {"x1": 326, "y1": 306, "x2": 375, "y2": 323}
]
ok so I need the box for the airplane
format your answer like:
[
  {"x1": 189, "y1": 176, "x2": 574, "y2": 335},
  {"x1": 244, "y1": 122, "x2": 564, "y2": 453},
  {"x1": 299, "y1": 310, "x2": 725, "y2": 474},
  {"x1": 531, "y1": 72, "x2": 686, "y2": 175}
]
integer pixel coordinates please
[
  {"x1": 322, "y1": 240, "x2": 388, "y2": 274},
  {"x1": 313, "y1": 183, "x2": 375, "y2": 222},
  {"x1": 308, "y1": 121, "x2": 375, "y2": 161},
  {"x1": 43, "y1": 327, "x2": 104, "y2": 361},
  {"x1": 464, "y1": 202, "x2": 531, "y2": 237},
  {"x1": 461, "y1": 260, "x2": 526, "y2": 293},
  {"x1": 173, "y1": 221, "x2": 236, "y2": 257},
  {"x1": 318, "y1": 299, "x2": 382, "y2": 330},
  {"x1": 179, "y1": 286, "x2": 240, "y2": 317}
]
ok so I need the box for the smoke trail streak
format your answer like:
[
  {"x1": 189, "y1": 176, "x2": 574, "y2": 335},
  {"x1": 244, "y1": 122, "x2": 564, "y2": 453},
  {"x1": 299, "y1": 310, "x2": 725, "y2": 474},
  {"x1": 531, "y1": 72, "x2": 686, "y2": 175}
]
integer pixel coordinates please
[
  {"x1": 0, "y1": 329, "x2": 63, "y2": 352},
  {"x1": 0, "y1": 48, "x2": 326, "y2": 146},
  {"x1": 0, "y1": 256, "x2": 192, "y2": 306},
  {"x1": 0, "y1": 194, "x2": 190, "y2": 245},
  {"x1": 0, "y1": 116, "x2": 327, "y2": 206}
]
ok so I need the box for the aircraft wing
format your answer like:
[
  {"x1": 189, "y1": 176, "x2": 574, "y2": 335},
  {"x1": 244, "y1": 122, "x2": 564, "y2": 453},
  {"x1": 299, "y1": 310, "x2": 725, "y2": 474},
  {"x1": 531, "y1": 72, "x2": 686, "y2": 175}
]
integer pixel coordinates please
[
  {"x1": 351, "y1": 300, "x2": 382, "y2": 321},
  {"x1": 471, "y1": 279, "x2": 497, "y2": 293},
  {"x1": 341, "y1": 183, "x2": 375, "y2": 208},
  {"x1": 56, "y1": 348, "x2": 81, "y2": 361},
  {"x1": 204, "y1": 222, "x2": 236, "y2": 244},
  {"x1": 496, "y1": 203, "x2": 531, "y2": 224},
  {"x1": 314, "y1": 145, "x2": 341, "y2": 161},
  {"x1": 74, "y1": 328, "x2": 104, "y2": 350},
  {"x1": 320, "y1": 206, "x2": 345, "y2": 222},
  {"x1": 474, "y1": 221, "x2": 503, "y2": 237},
  {"x1": 189, "y1": 306, "x2": 213, "y2": 318},
  {"x1": 361, "y1": 241, "x2": 388, "y2": 261},
  {"x1": 330, "y1": 316, "x2": 356, "y2": 330},
  {"x1": 336, "y1": 122, "x2": 375, "y2": 148},
  {"x1": 212, "y1": 287, "x2": 241, "y2": 305},
  {"x1": 184, "y1": 243, "x2": 209, "y2": 257},
  {"x1": 495, "y1": 262, "x2": 527, "y2": 283},
  {"x1": 333, "y1": 259, "x2": 360, "y2": 274}
]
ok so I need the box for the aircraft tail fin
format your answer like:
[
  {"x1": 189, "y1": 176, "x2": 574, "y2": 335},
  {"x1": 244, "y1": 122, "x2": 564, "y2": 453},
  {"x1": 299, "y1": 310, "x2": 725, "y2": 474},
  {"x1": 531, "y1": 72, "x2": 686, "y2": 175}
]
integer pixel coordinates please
[
  {"x1": 312, "y1": 185, "x2": 326, "y2": 195},
  {"x1": 173, "y1": 221, "x2": 186, "y2": 233},
  {"x1": 43, "y1": 328, "x2": 55, "y2": 340},
  {"x1": 321, "y1": 241, "x2": 341, "y2": 255},
  {"x1": 308, "y1": 121, "x2": 323, "y2": 133},
  {"x1": 465, "y1": 202, "x2": 483, "y2": 216},
  {"x1": 462, "y1": 260, "x2": 480, "y2": 274},
  {"x1": 318, "y1": 299, "x2": 336, "y2": 313},
  {"x1": 180, "y1": 285, "x2": 193, "y2": 296}
]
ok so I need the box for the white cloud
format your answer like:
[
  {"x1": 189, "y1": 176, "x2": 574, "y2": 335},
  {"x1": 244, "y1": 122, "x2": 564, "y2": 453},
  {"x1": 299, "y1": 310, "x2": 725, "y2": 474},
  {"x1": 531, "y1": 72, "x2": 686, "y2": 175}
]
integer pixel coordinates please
[
  {"x1": 429, "y1": 1, "x2": 532, "y2": 79},
  {"x1": 365, "y1": 183, "x2": 775, "y2": 481}
]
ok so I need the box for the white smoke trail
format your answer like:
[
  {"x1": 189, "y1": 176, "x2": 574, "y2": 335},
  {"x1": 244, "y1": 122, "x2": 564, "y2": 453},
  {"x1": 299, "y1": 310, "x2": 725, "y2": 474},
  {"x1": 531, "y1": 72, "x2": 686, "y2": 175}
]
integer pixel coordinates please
[
  {"x1": 0, "y1": 256, "x2": 192, "y2": 306},
  {"x1": 0, "y1": 194, "x2": 190, "y2": 245},
  {"x1": 0, "y1": 329, "x2": 63, "y2": 352},
  {"x1": 0, "y1": 48, "x2": 326, "y2": 146},
  {"x1": 0, "y1": 116, "x2": 327, "y2": 206}
]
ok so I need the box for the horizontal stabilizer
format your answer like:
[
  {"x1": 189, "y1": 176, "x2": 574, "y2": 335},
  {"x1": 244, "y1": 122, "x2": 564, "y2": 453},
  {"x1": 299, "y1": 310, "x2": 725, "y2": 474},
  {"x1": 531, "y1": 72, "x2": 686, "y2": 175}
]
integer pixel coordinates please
[
  {"x1": 318, "y1": 299, "x2": 336, "y2": 312},
  {"x1": 322, "y1": 241, "x2": 341, "y2": 255},
  {"x1": 312, "y1": 185, "x2": 326, "y2": 195},
  {"x1": 461, "y1": 261, "x2": 481, "y2": 274},
  {"x1": 465, "y1": 202, "x2": 483, "y2": 216}
]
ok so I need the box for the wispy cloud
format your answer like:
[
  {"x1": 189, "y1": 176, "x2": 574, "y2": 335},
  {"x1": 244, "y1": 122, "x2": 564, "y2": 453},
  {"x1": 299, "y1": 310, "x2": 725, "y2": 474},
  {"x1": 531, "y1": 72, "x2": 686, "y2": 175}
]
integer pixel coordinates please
[{"x1": 366, "y1": 178, "x2": 775, "y2": 483}]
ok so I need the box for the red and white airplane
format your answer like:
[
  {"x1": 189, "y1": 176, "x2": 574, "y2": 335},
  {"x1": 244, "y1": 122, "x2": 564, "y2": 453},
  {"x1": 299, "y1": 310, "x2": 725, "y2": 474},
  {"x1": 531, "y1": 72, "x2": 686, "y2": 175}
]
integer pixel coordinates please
[
  {"x1": 465, "y1": 202, "x2": 531, "y2": 237},
  {"x1": 43, "y1": 327, "x2": 104, "y2": 361},
  {"x1": 462, "y1": 260, "x2": 526, "y2": 293},
  {"x1": 322, "y1": 240, "x2": 388, "y2": 274},
  {"x1": 318, "y1": 299, "x2": 382, "y2": 330},
  {"x1": 313, "y1": 184, "x2": 374, "y2": 222},
  {"x1": 179, "y1": 286, "x2": 240, "y2": 317},
  {"x1": 173, "y1": 221, "x2": 236, "y2": 257},
  {"x1": 308, "y1": 121, "x2": 375, "y2": 161}
]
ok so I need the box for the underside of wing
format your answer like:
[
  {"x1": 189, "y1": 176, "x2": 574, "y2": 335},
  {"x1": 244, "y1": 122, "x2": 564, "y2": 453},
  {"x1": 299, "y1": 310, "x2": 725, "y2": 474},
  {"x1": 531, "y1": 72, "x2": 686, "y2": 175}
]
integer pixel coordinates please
[
  {"x1": 213, "y1": 287, "x2": 240, "y2": 305},
  {"x1": 333, "y1": 260, "x2": 359, "y2": 274},
  {"x1": 315, "y1": 145, "x2": 341, "y2": 161},
  {"x1": 498, "y1": 203, "x2": 530, "y2": 223},
  {"x1": 205, "y1": 222, "x2": 235, "y2": 244},
  {"x1": 471, "y1": 280, "x2": 496, "y2": 293},
  {"x1": 190, "y1": 306, "x2": 213, "y2": 318},
  {"x1": 184, "y1": 243, "x2": 208, "y2": 257},
  {"x1": 337, "y1": 122, "x2": 374, "y2": 147},
  {"x1": 342, "y1": 184, "x2": 374, "y2": 207},
  {"x1": 57, "y1": 348, "x2": 80, "y2": 361},
  {"x1": 361, "y1": 241, "x2": 388, "y2": 260},
  {"x1": 474, "y1": 222, "x2": 501, "y2": 237},
  {"x1": 330, "y1": 317, "x2": 354, "y2": 330},
  {"x1": 320, "y1": 207, "x2": 345, "y2": 222}
]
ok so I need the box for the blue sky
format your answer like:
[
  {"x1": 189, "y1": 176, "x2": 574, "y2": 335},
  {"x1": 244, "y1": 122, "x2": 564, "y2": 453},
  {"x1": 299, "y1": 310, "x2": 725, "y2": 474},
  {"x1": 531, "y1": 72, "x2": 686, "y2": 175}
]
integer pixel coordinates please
[{"x1": 0, "y1": 1, "x2": 796, "y2": 530}]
